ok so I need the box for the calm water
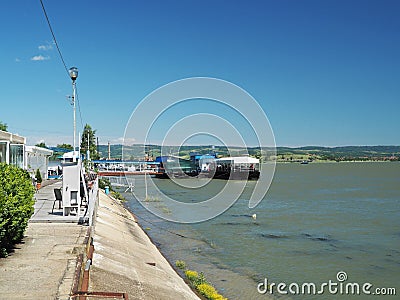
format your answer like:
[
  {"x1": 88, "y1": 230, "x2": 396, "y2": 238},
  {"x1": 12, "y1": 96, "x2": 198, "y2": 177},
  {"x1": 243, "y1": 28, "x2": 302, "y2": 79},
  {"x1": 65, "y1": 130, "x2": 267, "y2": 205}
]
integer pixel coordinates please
[{"x1": 120, "y1": 162, "x2": 400, "y2": 299}]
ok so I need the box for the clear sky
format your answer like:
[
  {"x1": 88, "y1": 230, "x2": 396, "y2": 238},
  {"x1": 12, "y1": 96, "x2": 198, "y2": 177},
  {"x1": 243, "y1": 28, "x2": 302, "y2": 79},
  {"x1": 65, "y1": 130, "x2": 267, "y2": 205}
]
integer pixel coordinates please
[{"x1": 1, "y1": 0, "x2": 399, "y2": 147}]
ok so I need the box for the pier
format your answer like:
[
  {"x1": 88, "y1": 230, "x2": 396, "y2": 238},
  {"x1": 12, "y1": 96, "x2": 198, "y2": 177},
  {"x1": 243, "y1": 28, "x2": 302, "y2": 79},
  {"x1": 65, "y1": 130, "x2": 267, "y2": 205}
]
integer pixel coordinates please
[{"x1": 94, "y1": 159, "x2": 164, "y2": 177}]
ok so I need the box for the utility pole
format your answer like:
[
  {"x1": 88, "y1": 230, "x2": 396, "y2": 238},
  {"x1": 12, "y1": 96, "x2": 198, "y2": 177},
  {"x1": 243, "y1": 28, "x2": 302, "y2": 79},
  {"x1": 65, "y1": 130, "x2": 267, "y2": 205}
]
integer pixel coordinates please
[
  {"x1": 69, "y1": 67, "x2": 78, "y2": 162},
  {"x1": 87, "y1": 131, "x2": 90, "y2": 161}
]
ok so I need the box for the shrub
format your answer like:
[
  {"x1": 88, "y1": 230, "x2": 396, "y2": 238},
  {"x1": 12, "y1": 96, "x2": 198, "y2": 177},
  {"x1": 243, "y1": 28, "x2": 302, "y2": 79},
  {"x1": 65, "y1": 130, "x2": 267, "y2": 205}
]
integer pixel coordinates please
[
  {"x1": 175, "y1": 260, "x2": 186, "y2": 270},
  {"x1": 98, "y1": 177, "x2": 111, "y2": 190},
  {"x1": 0, "y1": 163, "x2": 35, "y2": 257},
  {"x1": 185, "y1": 270, "x2": 199, "y2": 284},
  {"x1": 184, "y1": 267, "x2": 227, "y2": 299},
  {"x1": 197, "y1": 283, "x2": 228, "y2": 300},
  {"x1": 197, "y1": 283, "x2": 222, "y2": 299},
  {"x1": 35, "y1": 168, "x2": 42, "y2": 183}
]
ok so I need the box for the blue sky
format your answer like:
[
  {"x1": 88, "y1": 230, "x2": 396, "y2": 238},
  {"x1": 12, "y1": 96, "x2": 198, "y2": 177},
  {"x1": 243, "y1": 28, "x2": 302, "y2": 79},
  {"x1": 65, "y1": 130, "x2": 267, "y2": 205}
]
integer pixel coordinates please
[{"x1": 1, "y1": 0, "x2": 399, "y2": 147}]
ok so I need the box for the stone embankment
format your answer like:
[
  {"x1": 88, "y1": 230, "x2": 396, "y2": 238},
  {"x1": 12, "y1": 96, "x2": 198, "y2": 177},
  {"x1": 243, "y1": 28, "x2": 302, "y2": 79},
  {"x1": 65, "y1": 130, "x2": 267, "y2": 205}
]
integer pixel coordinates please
[{"x1": 89, "y1": 191, "x2": 200, "y2": 299}]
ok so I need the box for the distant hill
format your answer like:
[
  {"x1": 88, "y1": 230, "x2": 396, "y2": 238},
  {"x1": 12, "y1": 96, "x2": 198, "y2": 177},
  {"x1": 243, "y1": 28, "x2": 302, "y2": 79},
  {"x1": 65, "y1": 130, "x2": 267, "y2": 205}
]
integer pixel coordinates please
[
  {"x1": 96, "y1": 144, "x2": 400, "y2": 162},
  {"x1": 272, "y1": 145, "x2": 400, "y2": 162}
]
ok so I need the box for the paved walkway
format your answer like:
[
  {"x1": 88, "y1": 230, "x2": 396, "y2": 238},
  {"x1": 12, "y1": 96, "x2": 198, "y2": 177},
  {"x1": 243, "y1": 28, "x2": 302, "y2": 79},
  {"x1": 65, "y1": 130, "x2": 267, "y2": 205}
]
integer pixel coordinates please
[
  {"x1": 30, "y1": 180, "x2": 83, "y2": 223},
  {"x1": 0, "y1": 181, "x2": 87, "y2": 299},
  {"x1": 0, "y1": 180, "x2": 199, "y2": 299}
]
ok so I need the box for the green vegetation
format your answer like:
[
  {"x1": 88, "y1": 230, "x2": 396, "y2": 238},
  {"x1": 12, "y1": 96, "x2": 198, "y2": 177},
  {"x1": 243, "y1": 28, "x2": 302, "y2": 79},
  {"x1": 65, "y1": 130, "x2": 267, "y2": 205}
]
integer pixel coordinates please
[
  {"x1": 197, "y1": 283, "x2": 227, "y2": 300},
  {"x1": 143, "y1": 196, "x2": 161, "y2": 202},
  {"x1": 175, "y1": 260, "x2": 227, "y2": 300},
  {"x1": 35, "y1": 169, "x2": 42, "y2": 183},
  {"x1": 35, "y1": 142, "x2": 47, "y2": 148},
  {"x1": 80, "y1": 124, "x2": 100, "y2": 161},
  {"x1": 98, "y1": 177, "x2": 111, "y2": 190},
  {"x1": 111, "y1": 190, "x2": 125, "y2": 202},
  {"x1": 0, "y1": 163, "x2": 35, "y2": 257},
  {"x1": 0, "y1": 121, "x2": 7, "y2": 132},
  {"x1": 57, "y1": 143, "x2": 73, "y2": 150},
  {"x1": 175, "y1": 260, "x2": 186, "y2": 270},
  {"x1": 99, "y1": 144, "x2": 400, "y2": 162},
  {"x1": 273, "y1": 145, "x2": 400, "y2": 162},
  {"x1": 98, "y1": 177, "x2": 126, "y2": 202}
]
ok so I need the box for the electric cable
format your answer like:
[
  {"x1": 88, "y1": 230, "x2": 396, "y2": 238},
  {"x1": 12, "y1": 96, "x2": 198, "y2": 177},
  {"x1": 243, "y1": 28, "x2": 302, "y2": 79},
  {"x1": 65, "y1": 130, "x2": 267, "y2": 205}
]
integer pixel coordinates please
[
  {"x1": 75, "y1": 86, "x2": 84, "y2": 130},
  {"x1": 39, "y1": 0, "x2": 69, "y2": 77}
]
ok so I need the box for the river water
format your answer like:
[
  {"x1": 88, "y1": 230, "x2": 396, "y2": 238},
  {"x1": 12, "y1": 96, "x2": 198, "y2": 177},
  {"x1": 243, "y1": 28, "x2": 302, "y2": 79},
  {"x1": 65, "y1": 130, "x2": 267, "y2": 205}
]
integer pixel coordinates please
[{"x1": 119, "y1": 162, "x2": 400, "y2": 299}]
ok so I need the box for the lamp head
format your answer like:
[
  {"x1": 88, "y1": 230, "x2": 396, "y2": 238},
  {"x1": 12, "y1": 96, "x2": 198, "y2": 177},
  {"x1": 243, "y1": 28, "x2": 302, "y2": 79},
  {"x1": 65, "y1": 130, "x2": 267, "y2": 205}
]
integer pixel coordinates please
[{"x1": 69, "y1": 67, "x2": 78, "y2": 81}]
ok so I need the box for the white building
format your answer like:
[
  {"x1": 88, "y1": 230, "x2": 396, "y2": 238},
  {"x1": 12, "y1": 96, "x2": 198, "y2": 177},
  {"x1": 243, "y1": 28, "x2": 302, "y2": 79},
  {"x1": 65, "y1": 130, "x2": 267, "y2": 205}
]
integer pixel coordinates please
[
  {"x1": 0, "y1": 130, "x2": 25, "y2": 168},
  {"x1": 25, "y1": 146, "x2": 53, "y2": 180},
  {"x1": 0, "y1": 130, "x2": 53, "y2": 180}
]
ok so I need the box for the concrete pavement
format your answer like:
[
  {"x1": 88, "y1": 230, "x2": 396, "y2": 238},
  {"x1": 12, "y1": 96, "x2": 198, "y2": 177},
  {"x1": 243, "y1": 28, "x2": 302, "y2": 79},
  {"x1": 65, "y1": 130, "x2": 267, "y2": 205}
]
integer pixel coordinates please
[
  {"x1": 30, "y1": 180, "x2": 83, "y2": 223},
  {"x1": 0, "y1": 179, "x2": 200, "y2": 300}
]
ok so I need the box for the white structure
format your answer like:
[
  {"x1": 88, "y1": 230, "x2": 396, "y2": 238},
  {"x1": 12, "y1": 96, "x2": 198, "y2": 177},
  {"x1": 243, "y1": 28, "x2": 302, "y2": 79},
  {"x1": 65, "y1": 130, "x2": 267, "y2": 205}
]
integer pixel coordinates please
[
  {"x1": 1, "y1": 130, "x2": 53, "y2": 180},
  {"x1": 25, "y1": 146, "x2": 53, "y2": 180},
  {"x1": 0, "y1": 130, "x2": 26, "y2": 169},
  {"x1": 215, "y1": 156, "x2": 260, "y2": 167},
  {"x1": 62, "y1": 162, "x2": 81, "y2": 216},
  {"x1": 61, "y1": 151, "x2": 80, "y2": 163}
]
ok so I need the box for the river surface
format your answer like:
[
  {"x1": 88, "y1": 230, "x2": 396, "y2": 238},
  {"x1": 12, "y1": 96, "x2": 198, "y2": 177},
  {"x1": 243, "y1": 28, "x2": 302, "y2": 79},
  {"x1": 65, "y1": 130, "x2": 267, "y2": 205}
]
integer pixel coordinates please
[{"x1": 119, "y1": 162, "x2": 400, "y2": 299}]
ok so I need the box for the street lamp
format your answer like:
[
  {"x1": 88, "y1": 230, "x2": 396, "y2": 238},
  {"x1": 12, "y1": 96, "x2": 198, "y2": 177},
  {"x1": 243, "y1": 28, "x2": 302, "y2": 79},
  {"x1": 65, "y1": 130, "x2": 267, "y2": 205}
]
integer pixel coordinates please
[{"x1": 69, "y1": 67, "x2": 78, "y2": 162}]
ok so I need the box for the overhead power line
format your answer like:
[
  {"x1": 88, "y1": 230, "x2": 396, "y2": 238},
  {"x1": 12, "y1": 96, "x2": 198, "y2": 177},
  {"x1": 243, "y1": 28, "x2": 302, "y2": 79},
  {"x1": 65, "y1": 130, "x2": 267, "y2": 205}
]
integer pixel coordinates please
[
  {"x1": 75, "y1": 85, "x2": 84, "y2": 130},
  {"x1": 39, "y1": 0, "x2": 69, "y2": 77}
]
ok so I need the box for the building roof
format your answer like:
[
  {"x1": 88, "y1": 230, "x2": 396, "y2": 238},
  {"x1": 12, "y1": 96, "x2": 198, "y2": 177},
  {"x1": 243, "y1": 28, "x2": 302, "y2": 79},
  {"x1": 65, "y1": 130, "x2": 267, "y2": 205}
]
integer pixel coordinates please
[
  {"x1": 60, "y1": 151, "x2": 80, "y2": 159},
  {"x1": 216, "y1": 156, "x2": 259, "y2": 164},
  {"x1": 25, "y1": 146, "x2": 53, "y2": 156},
  {"x1": 0, "y1": 130, "x2": 26, "y2": 144}
]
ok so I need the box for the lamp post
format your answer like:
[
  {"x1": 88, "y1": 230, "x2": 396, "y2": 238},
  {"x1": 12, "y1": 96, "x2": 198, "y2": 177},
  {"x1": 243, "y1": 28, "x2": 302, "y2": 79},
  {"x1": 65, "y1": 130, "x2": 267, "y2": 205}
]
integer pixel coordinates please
[{"x1": 69, "y1": 67, "x2": 78, "y2": 162}]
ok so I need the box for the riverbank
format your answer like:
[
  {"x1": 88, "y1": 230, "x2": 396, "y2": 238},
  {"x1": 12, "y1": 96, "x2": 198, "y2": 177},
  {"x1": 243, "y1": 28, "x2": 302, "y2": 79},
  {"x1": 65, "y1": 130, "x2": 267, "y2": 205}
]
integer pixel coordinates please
[{"x1": 89, "y1": 190, "x2": 200, "y2": 299}]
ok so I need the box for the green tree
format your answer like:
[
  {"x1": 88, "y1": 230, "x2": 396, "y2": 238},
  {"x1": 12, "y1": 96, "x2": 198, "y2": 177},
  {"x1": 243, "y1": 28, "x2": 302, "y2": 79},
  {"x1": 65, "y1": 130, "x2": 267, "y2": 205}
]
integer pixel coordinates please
[
  {"x1": 56, "y1": 143, "x2": 73, "y2": 150},
  {"x1": 35, "y1": 169, "x2": 42, "y2": 183},
  {"x1": 35, "y1": 142, "x2": 47, "y2": 148},
  {"x1": 0, "y1": 121, "x2": 7, "y2": 132},
  {"x1": 0, "y1": 163, "x2": 35, "y2": 257},
  {"x1": 80, "y1": 124, "x2": 100, "y2": 160}
]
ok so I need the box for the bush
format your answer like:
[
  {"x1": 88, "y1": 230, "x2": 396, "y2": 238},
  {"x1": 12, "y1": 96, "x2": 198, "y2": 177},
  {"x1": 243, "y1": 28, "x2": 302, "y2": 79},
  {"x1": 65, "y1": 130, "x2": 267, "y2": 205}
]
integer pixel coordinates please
[
  {"x1": 185, "y1": 270, "x2": 199, "y2": 284},
  {"x1": 175, "y1": 260, "x2": 186, "y2": 270},
  {"x1": 184, "y1": 268, "x2": 227, "y2": 299},
  {"x1": 98, "y1": 177, "x2": 111, "y2": 190},
  {"x1": 35, "y1": 168, "x2": 42, "y2": 183},
  {"x1": 197, "y1": 283, "x2": 228, "y2": 300},
  {"x1": 0, "y1": 163, "x2": 35, "y2": 257}
]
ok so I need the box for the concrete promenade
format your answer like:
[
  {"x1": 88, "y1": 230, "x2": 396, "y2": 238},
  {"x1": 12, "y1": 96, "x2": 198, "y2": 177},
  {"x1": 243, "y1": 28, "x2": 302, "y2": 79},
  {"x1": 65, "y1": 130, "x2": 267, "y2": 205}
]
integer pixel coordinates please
[
  {"x1": 0, "y1": 181, "x2": 87, "y2": 299},
  {"x1": 0, "y1": 180, "x2": 200, "y2": 299},
  {"x1": 30, "y1": 180, "x2": 81, "y2": 223}
]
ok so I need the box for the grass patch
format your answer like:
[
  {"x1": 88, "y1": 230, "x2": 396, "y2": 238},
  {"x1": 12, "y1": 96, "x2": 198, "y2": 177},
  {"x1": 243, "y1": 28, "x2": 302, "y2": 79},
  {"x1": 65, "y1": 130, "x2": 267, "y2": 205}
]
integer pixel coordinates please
[{"x1": 111, "y1": 190, "x2": 126, "y2": 202}]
